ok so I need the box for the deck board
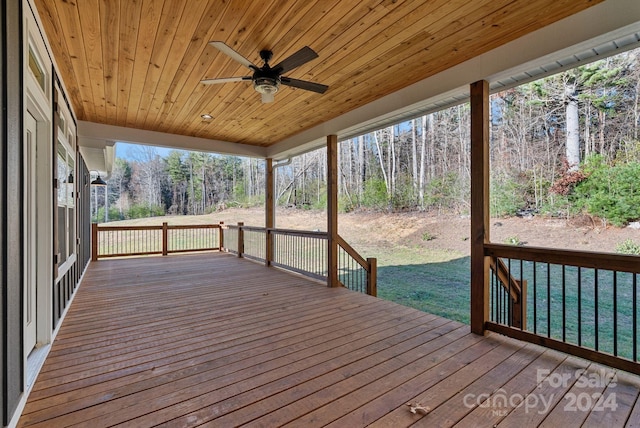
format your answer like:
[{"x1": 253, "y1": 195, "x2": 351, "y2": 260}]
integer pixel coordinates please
[{"x1": 17, "y1": 253, "x2": 640, "y2": 427}]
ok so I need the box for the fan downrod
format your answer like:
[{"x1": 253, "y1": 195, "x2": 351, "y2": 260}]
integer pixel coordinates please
[{"x1": 259, "y1": 50, "x2": 273, "y2": 65}]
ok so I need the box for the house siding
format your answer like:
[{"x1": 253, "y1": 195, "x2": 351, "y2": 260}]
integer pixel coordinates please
[
  {"x1": 1, "y1": 0, "x2": 24, "y2": 425},
  {"x1": 1, "y1": 1, "x2": 92, "y2": 424}
]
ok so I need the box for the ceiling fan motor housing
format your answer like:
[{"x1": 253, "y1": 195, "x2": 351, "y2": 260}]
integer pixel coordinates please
[{"x1": 253, "y1": 65, "x2": 280, "y2": 95}]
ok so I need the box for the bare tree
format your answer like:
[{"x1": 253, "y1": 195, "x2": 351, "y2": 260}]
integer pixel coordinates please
[{"x1": 565, "y1": 78, "x2": 580, "y2": 170}]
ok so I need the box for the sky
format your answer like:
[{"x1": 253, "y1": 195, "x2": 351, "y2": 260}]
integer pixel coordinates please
[{"x1": 115, "y1": 142, "x2": 177, "y2": 160}]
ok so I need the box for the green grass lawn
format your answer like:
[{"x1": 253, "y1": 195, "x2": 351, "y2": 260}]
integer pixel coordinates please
[{"x1": 374, "y1": 246, "x2": 471, "y2": 324}]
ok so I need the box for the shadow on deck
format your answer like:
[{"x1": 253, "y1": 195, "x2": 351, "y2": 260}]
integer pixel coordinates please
[{"x1": 18, "y1": 253, "x2": 640, "y2": 427}]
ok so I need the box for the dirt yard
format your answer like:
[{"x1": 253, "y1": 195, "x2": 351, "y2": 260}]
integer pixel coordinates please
[{"x1": 110, "y1": 207, "x2": 640, "y2": 256}]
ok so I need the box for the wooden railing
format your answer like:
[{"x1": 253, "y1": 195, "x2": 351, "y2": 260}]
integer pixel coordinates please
[
  {"x1": 222, "y1": 223, "x2": 376, "y2": 295},
  {"x1": 91, "y1": 222, "x2": 221, "y2": 260},
  {"x1": 489, "y1": 257, "x2": 526, "y2": 329},
  {"x1": 337, "y1": 235, "x2": 377, "y2": 296},
  {"x1": 485, "y1": 243, "x2": 640, "y2": 375},
  {"x1": 91, "y1": 221, "x2": 376, "y2": 296},
  {"x1": 269, "y1": 228, "x2": 329, "y2": 281}
]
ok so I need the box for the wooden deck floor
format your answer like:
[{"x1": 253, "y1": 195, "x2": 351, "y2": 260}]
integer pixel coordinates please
[{"x1": 18, "y1": 253, "x2": 640, "y2": 427}]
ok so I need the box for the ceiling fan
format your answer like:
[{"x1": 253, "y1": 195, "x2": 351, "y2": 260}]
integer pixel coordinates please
[{"x1": 201, "y1": 41, "x2": 329, "y2": 103}]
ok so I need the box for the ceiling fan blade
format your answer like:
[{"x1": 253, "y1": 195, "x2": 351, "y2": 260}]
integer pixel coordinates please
[
  {"x1": 209, "y1": 41, "x2": 257, "y2": 70},
  {"x1": 272, "y1": 46, "x2": 318, "y2": 74},
  {"x1": 200, "y1": 76, "x2": 251, "y2": 85},
  {"x1": 280, "y1": 77, "x2": 328, "y2": 94}
]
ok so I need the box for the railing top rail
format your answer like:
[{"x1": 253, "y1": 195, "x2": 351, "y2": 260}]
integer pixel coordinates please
[
  {"x1": 485, "y1": 242, "x2": 640, "y2": 274},
  {"x1": 96, "y1": 224, "x2": 222, "y2": 231},
  {"x1": 268, "y1": 228, "x2": 328, "y2": 238},
  {"x1": 336, "y1": 234, "x2": 369, "y2": 270},
  {"x1": 167, "y1": 224, "x2": 221, "y2": 230},
  {"x1": 222, "y1": 224, "x2": 327, "y2": 238},
  {"x1": 96, "y1": 225, "x2": 163, "y2": 231},
  {"x1": 241, "y1": 225, "x2": 267, "y2": 233}
]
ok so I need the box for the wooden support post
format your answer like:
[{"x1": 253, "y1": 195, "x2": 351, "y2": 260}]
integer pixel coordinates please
[
  {"x1": 91, "y1": 223, "x2": 98, "y2": 261},
  {"x1": 219, "y1": 221, "x2": 224, "y2": 251},
  {"x1": 162, "y1": 222, "x2": 168, "y2": 256},
  {"x1": 470, "y1": 80, "x2": 491, "y2": 335},
  {"x1": 327, "y1": 135, "x2": 339, "y2": 287},
  {"x1": 367, "y1": 257, "x2": 377, "y2": 297},
  {"x1": 237, "y1": 222, "x2": 244, "y2": 258},
  {"x1": 265, "y1": 158, "x2": 274, "y2": 266}
]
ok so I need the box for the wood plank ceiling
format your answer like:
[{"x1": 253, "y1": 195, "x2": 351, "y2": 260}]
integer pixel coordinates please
[{"x1": 34, "y1": 0, "x2": 602, "y2": 147}]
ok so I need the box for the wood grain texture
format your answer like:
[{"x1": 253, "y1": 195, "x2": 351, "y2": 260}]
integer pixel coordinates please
[
  {"x1": 18, "y1": 253, "x2": 640, "y2": 427},
  {"x1": 470, "y1": 80, "x2": 490, "y2": 334},
  {"x1": 32, "y1": 0, "x2": 602, "y2": 146}
]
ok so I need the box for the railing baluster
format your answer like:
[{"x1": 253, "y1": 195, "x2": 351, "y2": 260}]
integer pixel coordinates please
[
  {"x1": 547, "y1": 262, "x2": 551, "y2": 338},
  {"x1": 490, "y1": 261, "x2": 495, "y2": 322},
  {"x1": 507, "y1": 258, "x2": 512, "y2": 327},
  {"x1": 635, "y1": 273, "x2": 638, "y2": 362},
  {"x1": 562, "y1": 264, "x2": 566, "y2": 342},
  {"x1": 499, "y1": 271, "x2": 503, "y2": 324},
  {"x1": 533, "y1": 261, "x2": 537, "y2": 335},
  {"x1": 595, "y1": 268, "x2": 599, "y2": 351},
  {"x1": 350, "y1": 254, "x2": 353, "y2": 290},
  {"x1": 496, "y1": 268, "x2": 501, "y2": 324},
  {"x1": 578, "y1": 267, "x2": 582, "y2": 346},
  {"x1": 299, "y1": 235, "x2": 302, "y2": 270},
  {"x1": 520, "y1": 258, "x2": 524, "y2": 330},
  {"x1": 496, "y1": 263, "x2": 500, "y2": 323},
  {"x1": 614, "y1": 270, "x2": 618, "y2": 356}
]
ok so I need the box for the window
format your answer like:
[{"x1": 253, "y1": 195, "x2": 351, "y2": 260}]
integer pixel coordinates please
[
  {"x1": 55, "y1": 94, "x2": 76, "y2": 274},
  {"x1": 28, "y1": 45, "x2": 46, "y2": 92}
]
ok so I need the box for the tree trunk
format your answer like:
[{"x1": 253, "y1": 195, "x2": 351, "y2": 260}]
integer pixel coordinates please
[
  {"x1": 358, "y1": 135, "x2": 365, "y2": 205},
  {"x1": 635, "y1": 75, "x2": 640, "y2": 141},
  {"x1": 565, "y1": 82, "x2": 580, "y2": 170},
  {"x1": 189, "y1": 161, "x2": 195, "y2": 214},
  {"x1": 389, "y1": 126, "x2": 396, "y2": 201},
  {"x1": 598, "y1": 108, "x2": 606, "y2": 155},
  {"x1": 411, "y1": 119, "x2": 418, "y2": 193},
  {"x1": 428, "y1": 113, "x2": 436, "y2": 179},
  {"x1": 419, "y1": 115, "x2": 427, "y2": 208},
  {"x1": 373, "y1": 130, "x2": 390, "y2": 197}
]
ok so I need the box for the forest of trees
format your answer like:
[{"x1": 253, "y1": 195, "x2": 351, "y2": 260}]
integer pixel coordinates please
[{"x1": 92, "y1": 48, "x2": 640, "y2": 227}]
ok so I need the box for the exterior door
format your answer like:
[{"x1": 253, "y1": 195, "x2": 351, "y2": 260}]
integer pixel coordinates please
[{"x1": 24, "y1": 112, "x2": 38, "y2": 356}]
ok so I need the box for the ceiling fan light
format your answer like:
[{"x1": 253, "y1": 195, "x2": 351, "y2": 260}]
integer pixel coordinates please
[
  {"x1": 253, "y1": 77, "x2": 279, "y2": 95},
  {"x1": 261, "y1": 92, "x2": 275, "y2": 103}
]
